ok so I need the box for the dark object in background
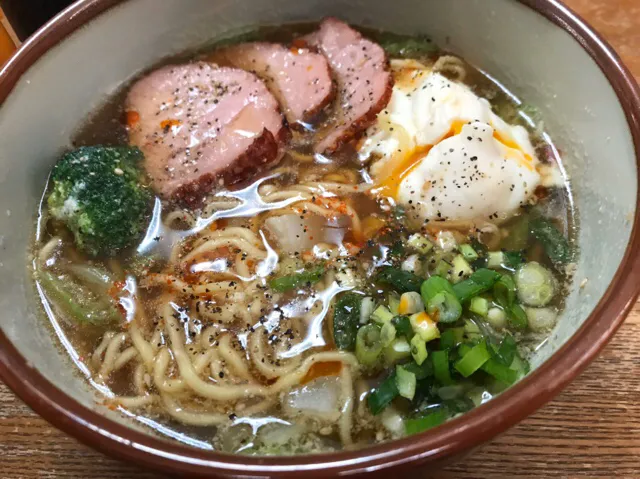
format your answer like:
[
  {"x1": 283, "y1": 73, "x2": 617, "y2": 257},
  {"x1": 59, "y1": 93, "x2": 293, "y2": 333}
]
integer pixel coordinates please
[{"x1": 1, "y1": 0, "x2": 75, "y2": 41}]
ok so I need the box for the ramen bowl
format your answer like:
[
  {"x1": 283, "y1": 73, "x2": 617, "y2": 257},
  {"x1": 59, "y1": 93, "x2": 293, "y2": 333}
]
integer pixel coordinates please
[{"x1": 0, "y1": 0, "x2": 639, "y2": 477}]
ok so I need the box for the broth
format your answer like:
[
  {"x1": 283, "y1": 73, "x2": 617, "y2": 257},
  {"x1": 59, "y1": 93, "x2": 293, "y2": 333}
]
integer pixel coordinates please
[{"x1": 32, "y1": 21, "x2": 576, "y2": 454}]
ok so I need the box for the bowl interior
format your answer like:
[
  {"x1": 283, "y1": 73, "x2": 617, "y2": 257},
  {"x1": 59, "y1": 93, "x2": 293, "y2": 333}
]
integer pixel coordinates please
[{"x1": 0, "y1": 0, "x2": 636, "y2": 455}]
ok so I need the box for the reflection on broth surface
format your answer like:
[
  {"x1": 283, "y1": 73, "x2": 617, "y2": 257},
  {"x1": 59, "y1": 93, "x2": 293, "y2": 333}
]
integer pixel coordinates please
[{"x1": 32, "y1": 19, "x2": 576, "y2": 454}]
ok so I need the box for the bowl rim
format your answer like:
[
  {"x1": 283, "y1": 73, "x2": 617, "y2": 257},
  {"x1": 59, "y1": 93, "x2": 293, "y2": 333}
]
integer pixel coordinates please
[{"x1": 0, "y1": 0, "x2": 639, "y2": 476}]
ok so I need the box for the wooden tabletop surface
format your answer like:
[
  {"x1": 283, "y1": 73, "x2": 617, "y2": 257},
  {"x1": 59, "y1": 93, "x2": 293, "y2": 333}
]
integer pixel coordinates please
[{"x1": 2, "y1": 0, "x2": 640, "y2": 477}]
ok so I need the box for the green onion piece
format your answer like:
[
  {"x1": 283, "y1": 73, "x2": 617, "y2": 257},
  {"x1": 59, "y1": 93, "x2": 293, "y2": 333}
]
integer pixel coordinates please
[
  {"x1": 384, "y1": 337, "x2": 412, "y2": 364},
  {"x1": 410, "y1": 312, "x2": 441, "y2": 341},
  {"x1": 410, "y1": 335, "x2": 428, "y2": 365},
  {"x1": 356, "y1": 324, "x2": 384, "y2": 366},
  {"x1": 398, "y1": 291, "x2": 425, "y2": 315},
  {"x1": 433, "y1": 259, "x2": 452, "y2": 278},
  {"x1": 359, "y1": 297, "x2": 375, "y2": 324},
  {"x1": 451, "y1": 255, "x2": 473, "y2": 283},
  {"x1": 388, "y1": 293, "x2": 401, "y2": 315},
  {"x1": 392, "y1": 315, "x2": 414, "y2": 339},
  {"x1": 395, "y1": 365, "x2": 417, "y2": 400},
  {"x1": 494, "y1": 275, "x2": 517, "y2": 308},
  {"x1": 495, "y1": 334, "x2": 517, "y2": 365},
  {"x1": 376, "y1": 266, "x2": 423, "y2": 293},
  {"x1": 455, "y1": 341, "x2": 491, "y2": 377},
  {"x1": 459, "y1": 244, "x2": 479, "y2": 261},
  {"x1": 432, "y1": 350, "x2": 454, "y2": 385},
  {"x1": 268, "y1": 265, "x2": 325, "y2": 292},
  {"x1": 332, "y1": 293, "x2": 361, "y2": 350},
  {"x1": 482, "y1": 358, "x2": 519, "y2": 385},
  {"x1": 486, "y1": 307, "x2": 507, "y2": 329},
  {"x1": 427, "y1": 291, "x2": 462, "y2": 323},
  {"x1": 421, "y1": 276, "x2": 456, "y2": 302},
  {"x1": 381, "y1": 322, "x2": 397, "y2": 347},
  {"x1": 508, "y1": 303, "x2": 528, "y2": 330},
  {"x1": 469, "y1": 296, "x2": 489, "y2": 317},
  {"x1": 402, "y1": 359, "x2": 434, "y2": 380},
  {"x1": 452, "y1": 269, "x2": 502, "y2": 303},
  {"x1": 405, "y1": 408, "x2": 448, "y2": 435},
  {"x1": 503, "y1": 251, "x2": 524, "y2": 270},
  {"x1": 515, "y1": 262, "x2": 556, "y2": 307},
  {"x1": 367, "y1": 372, "x2": 399, "y2": 415},
  {"x1": 530, "y1": 217, "x2": 572, "y2": 265},
  {"x1": 510, "y1": 354, "x2": 531, "y2": 376},
  {"x1": 487, "y1": 251, "x2": 506, "y2": 269},
  {"x1": 439, "y1": 327, "x2": 464, "y2": 350},
  {"x1": 407, "y1": 233, "x2": 434, "y2": 254},
  {"x1": 371, "y1": 305, "x2": 395, "y2": 324},
  {"x1": 525, "y1": 306, "x2": 558, "y2": 332}
]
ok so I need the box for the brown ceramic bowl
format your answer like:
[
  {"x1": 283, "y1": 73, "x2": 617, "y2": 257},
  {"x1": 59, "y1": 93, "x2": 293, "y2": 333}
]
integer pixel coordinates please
[{"x1": 0, "y1": 0, "x2": 639, "y2": 477}]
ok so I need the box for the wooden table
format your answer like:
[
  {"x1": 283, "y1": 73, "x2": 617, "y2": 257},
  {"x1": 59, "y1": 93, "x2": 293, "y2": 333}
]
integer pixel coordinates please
[{"x1": 2, "y1": 0, "x2": 640, "y2": 477}]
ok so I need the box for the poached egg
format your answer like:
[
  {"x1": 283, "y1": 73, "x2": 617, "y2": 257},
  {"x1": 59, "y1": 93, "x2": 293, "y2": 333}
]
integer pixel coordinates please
[{"x1": 359, "y1": 60, "x2": 560, "y2": 226}]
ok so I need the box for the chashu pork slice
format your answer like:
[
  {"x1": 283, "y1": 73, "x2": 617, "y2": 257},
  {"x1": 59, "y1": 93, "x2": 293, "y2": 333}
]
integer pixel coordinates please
[
  {"x1": 216, "y1": 42, "x2": 334, "y2": 125},
  {"x1": 126, "y1": 62, "x2": 288, "y2": 206},
  {"x1": 304, "y1": 18, "x2": 393, "y2": 154}
]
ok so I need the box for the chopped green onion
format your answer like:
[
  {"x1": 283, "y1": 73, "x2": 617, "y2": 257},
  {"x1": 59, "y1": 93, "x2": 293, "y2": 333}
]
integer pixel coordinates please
[
  {"x1": 384, "y1": 337, "x2": 412, "y2": 364},
  {"x1": 433, "y1": 259, "x2": 452, "y2": 277},
  {"x1": 268, "y1": 265, "x2": 325, "y2": 292},
  {"x1": 402, "y1": 359, "x2": 434, "y2": 380},
  {"x1": 398, "y1": 291, "x2": 425, "y2": 315},
  {"x1": 376, "y1": 266, "x2": 422, "y2": 293},
  {"x1": 388, "y1": 294, "x2": 401, "y2": 315},
  {"x1": 451, "y1": 254, "x2": 473, "y2": 283},
  {"x1": 495, "y1": 334, "x2": 517, "y2": 366},
  {"x1": 482, "y1": 358, "x2": 519, "y2": 385},
  {"x1": 359, "y1": 297, "x2": 375, "y2": 324},
  {"x1": 371, "y1": 305, "x2": 395, "y2": 324},
  {"x1": 515, "y1": 262, "x2": 556, "y2": 307},
  {"x1": 459, "y1": 244, "x2": 479, "y2": 261},
  {"x1": 494, "y1": 275, "x2": 517, "y2": 308},
  {"x1": 381, "y1": 322, "x2": 397, "y2": 347},
  {"x1": 487, "y1": 251, "x2": 523, "y2": 271},
  {"x1": 439, "y1": 327, "x2": 464, "y2": 350},
  {"x1": 503, "y1": 251, "x2": 524, "y2": 270},
  {"x1": 455, "y1": 341, "x2": 491, "y2": 377},
  {"x1": 391, "y1": 315, "x2": 414, "y2": 339},
  {"x1": 530, "y1": 217, "x2": 572, "y2": 265},
  {"x1": 410, "y1": 312, "x2": 441, "y2": 341},
  {"x1": 421, "y1": 276, "x2": 456, "y2": 302},
  {"x1": 356, "y1": 324, "x2": 384, "y2": 366},
  {"x1": 367, "y1": 372, "x2": 399, "y2": 415},
  {"x1": 432, "y1": 350, "x2": 453, "y2": 385},
  {"x1": 333, "y1": 293, "x2": 361, "y2": 350},
  {"x1": 452, "y1": 269, "x2": 501, "y2": 303},
  {"x1": 427, "y1": 291, "x2": 462, "y2": 323},
  {"x1": 508, "y1": 303, "x2": 528, "y2": 330},
  {"x1": 469, "y1": 296, "x2": 489, "y2": 317},
  {"x1": 525, "y1": 306, "x2": 558, "y2": 332},
  {"x1": 487, "y1": 251, "x2": 506, "y2": 269},
  {"x1": 486, "y1": 307, "x2": 507, "y2": 329},
  {"x1": 410, "y1": 335, "x2": 428, "y2": 365},
  {"x1": 395, "y1": 365, "x2": 417, "y2": 400},
  {"x1": 407, "y1": 233, "x2": 434, "y2": 254},
  {"x1": 405, "y1": 408, "x2": 448, "y2": 435},
  {"x1": 510, "y1": 354, "x2": 530, "y2": 376}
]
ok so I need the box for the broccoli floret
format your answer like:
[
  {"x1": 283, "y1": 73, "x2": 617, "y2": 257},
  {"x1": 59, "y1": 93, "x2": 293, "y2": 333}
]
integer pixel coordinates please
[{"x1": 47, "y1": 146, "x2": 152, "y2": 257}]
